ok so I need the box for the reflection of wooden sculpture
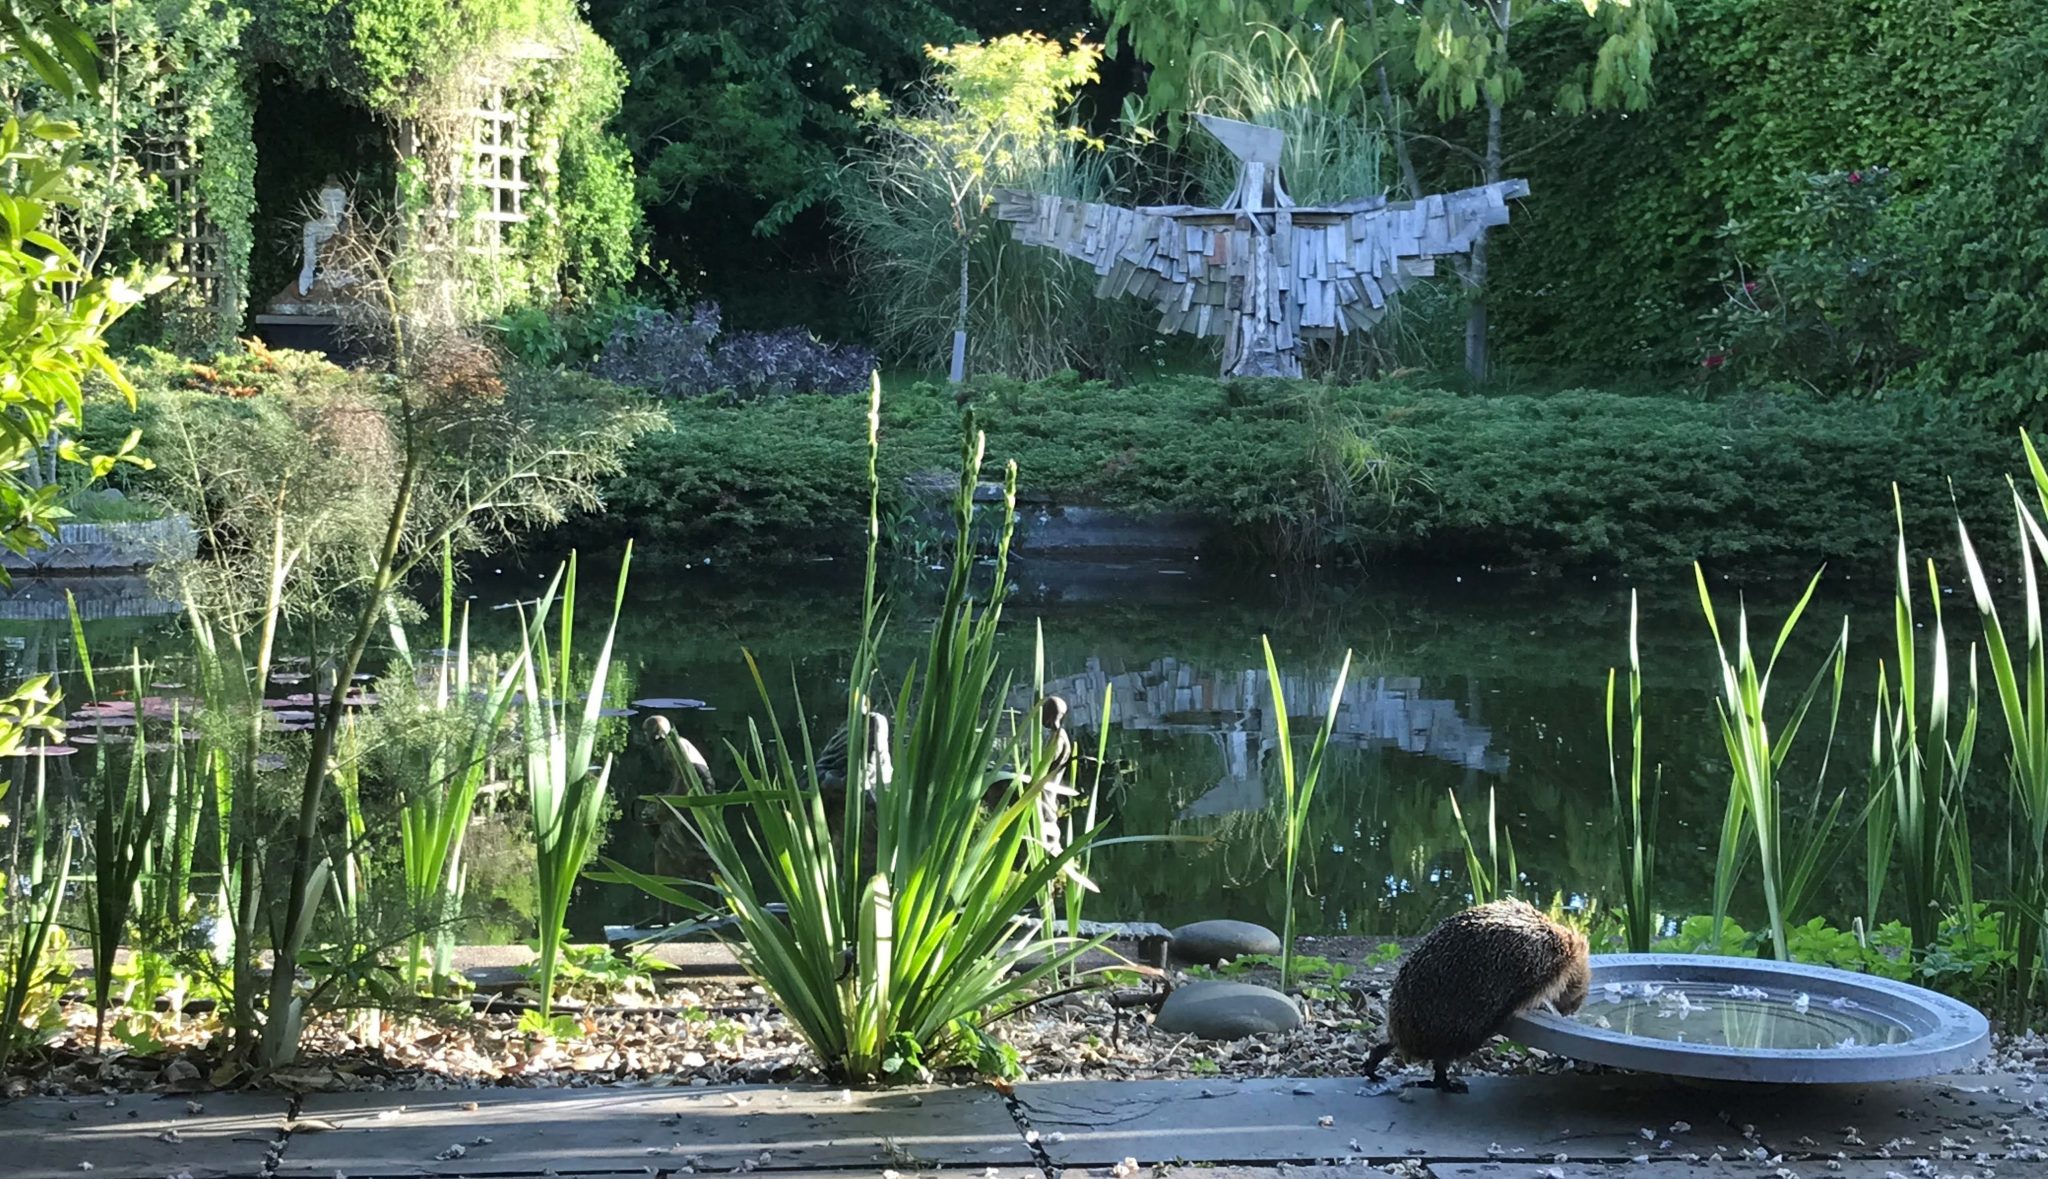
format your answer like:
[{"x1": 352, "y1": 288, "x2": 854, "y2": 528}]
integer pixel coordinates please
[{"x1": 993, "y1": 115, "x2": 1529, "y2": 379}]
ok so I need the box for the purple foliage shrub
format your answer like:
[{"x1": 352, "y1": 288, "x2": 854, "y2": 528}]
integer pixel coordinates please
[{"x1": 594, "y1": 303, "x2": 875, "y2": 400}]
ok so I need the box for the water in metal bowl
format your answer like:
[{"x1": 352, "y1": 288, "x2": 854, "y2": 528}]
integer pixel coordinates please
[{"x1": 1506, "y1": 954, "x2": 1989, "y2": 1083}]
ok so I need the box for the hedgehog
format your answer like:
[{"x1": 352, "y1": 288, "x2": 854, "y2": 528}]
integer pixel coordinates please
[{"x1": 1364, "y1": 898, "x2": 1590, "y2": 1093}]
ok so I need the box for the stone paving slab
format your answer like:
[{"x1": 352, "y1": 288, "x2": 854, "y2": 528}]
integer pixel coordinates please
[
  {"x1": 1014, "y1": 1073, "x2": 2048, "y2": 1168},
  {"x1": 1059, "y1": 1168, "x2": 1370, "y2": 1179},
  {"x1": 281, "y1": 1084, "x2": 1030, "y2": 1176},
  {"x1": 1017, "y1": 1075, "x2": 1688, "y2": 1167},
  {"x1": 0, "y1": 1091, "x2": 289, "y2": 1179},
  {"x1": 1433, "y1": 1164, "x2": 1999, "y2": 1179}
]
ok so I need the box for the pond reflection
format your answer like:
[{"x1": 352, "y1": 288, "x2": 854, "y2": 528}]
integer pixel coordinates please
[
  {"x1": 5, "y1": 557, "x2": 1900, "y2": 945},
  {"x1": 1023, "y1": 657, "x2": 1507, "y2": 822}
]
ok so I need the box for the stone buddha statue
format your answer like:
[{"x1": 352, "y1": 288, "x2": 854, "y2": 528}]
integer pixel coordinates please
[{"x1": 266, "y1": 177, "x2": 361, "y2": 316}]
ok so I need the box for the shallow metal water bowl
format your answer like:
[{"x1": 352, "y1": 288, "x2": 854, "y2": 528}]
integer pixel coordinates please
[{"x1": 1506, "y1": 953, "x2": 1990, "y2": 1083}]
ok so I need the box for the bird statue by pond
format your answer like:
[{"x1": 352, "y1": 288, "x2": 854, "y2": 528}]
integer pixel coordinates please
[
  {"x1": 1030, "y1": 695, "x2": 1079, "y2": 855},
  {"x1": 810, "y1": 707, "x2": 894, "y2": 800},
  {"x1": 992, "y1": 115, "x2": 1528, "y2": 380},
  {"x1": 640, "y1": 715, "x2": 716, "y2": 876}
]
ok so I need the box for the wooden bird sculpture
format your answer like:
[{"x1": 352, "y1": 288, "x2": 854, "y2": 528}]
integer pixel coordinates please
[{"x1": 993, "y1": 115, "x2": 1528, "y2": 379}]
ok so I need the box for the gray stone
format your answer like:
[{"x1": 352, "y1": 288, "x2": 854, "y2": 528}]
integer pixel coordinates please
[
  {"x1": 280, "y1": 1083, "x2": 1027, "y2": 1175},
  {"x1": 1168, "y1": 919, "x2": 1282, "y2": 965},
  {"x1": 1154, "y1": 980, "x2": 1302, "y2": 1040},
  {"x1": 0, "y1": 1091, "x2": 288, "y2": 1179},
  {"x1": 1061, "y1": 1170, "x2": 1368, "y2": 1179}
]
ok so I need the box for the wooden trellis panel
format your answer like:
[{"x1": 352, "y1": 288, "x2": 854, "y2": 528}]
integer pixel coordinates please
[
  {"x1": 139, "y1": 92, "x2": 228, "y2": 310},
  {"x1": 466, "y1": 86, "x2": 531, "y2": 244}
]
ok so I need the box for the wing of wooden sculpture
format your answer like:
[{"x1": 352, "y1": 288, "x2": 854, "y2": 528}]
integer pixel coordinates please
[
  {"x1": 990, "y1": 177, "x2": 1530, "y2": 342},
  {"x1": 990, "y1": 188, "x2": 1247, "y2": 338},
  {"x1": 1310, "y1": 179, "x2": 1530, "y2": 336}
]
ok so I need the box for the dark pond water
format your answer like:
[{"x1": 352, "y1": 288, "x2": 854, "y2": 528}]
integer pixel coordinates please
[
  {"x1": 0, "y1": 557, "x2": 1950, "y2": 944},
  {"x1": 465, "y1": 555, "x2": 1909, "y2": 943}
]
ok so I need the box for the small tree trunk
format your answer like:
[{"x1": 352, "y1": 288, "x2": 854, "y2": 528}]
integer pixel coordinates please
[
  {"x1": 1463, "y1": 91, "x2": 1504, "y2": 383},
  {"x1": 258, "y1": 453, "x2": 419, "y2": 1068},
  {"x1": 950, "y1": 228, "x2": 969, "y2": 383},
  {"x1": 1366, "y1": 0, "x2": 1423, "y2": 199}
]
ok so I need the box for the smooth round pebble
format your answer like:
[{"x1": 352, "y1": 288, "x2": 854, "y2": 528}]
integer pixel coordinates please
[
  {"x1": 1154, "y1": 980, "x2": 1302, "y2": 1040},
  {"x1": 1168, "y1": 919, "x2": 1282, "y2": 965}
]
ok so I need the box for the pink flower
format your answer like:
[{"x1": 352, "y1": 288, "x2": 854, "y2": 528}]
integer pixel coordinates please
[
  {"x1": 1849, "y1": 170, "x2": 1864, "y2": 184},
  {"x1": 1703, "y1": 353, "x2": 1727, "y2": 370},
  {"x1": 1743, "y1": 281, "x2": 1758, "y2": 294}
]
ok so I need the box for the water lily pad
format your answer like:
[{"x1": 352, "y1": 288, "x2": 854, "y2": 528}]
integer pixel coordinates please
[{"x1": 632, "y1": 697, "x2": 708, "y2": 711}]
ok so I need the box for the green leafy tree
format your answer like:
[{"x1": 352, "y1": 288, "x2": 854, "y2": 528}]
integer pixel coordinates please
[
  {"x1": 0, "y1": 0, "x2": 254, "y2": 349},
  {"x1": 1406, "y1": 0, "x2": 1674, "y2": 381},
  {"x1": 843, "y1": 33, "x2": 1109, "y2": 379},
  {"x1": 589, "y1": 0, "x2": 964, "y2": 242},
  {"x1": 0, "y1": 5, "x2": 157, "y2": 574},
  {"x1": 0, "y1": 0, "x2": 162, "y2": 1068}
]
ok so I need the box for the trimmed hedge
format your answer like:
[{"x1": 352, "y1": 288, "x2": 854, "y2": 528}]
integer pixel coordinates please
[{"x1": 587, "y1": 374, "x2": 2028, "y2": 573}]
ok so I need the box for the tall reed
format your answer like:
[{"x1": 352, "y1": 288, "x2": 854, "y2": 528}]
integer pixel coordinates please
[
  {"x1": 1606, "y1": 590, "x2": 1660, "y2": 952},
  {"x1": 1867, "y1": 489, "x2": 1979, "y2": 957},
  {"x1": 1262, "y1": 638, "x2": 1351, "y2": 990},
  {"x1": 397, "y1": 544, "x2": 529, "y2": 992},
  {"x1": 838, "y1": 82, "x2": 1156, "y2": 380},
  {"x1": 80, "y1": 655, "x2": 169, "y2": 1046},
  {"x1": 1188, "y1": 21, "x2": 1387, "y2": 207},
  {"x1": 1449, "y1": 786, "x2": 1515, "y2": 907},
  {"x1": 0, "y1": 754, "x2": 74, "y2": 1072},
  {"x1": 615, "y1": 392, "x2": 1110, "y2": 1081},
  {"x1": 1957, "y1": 435, "x2": 2048, "y2": 1008},
  {"x1": 521, "y1": 545, "x2": 633, "y2": 1016},
  {"x1": 64, "y1": 604, "x2": 154, "y2": 1043},
  {"x1": 1057, "y1": 681, "x2": 1115, "y2": 985},
  {"x1": 1698, "y1": 566, "x2": 1851, "y2": 959}
]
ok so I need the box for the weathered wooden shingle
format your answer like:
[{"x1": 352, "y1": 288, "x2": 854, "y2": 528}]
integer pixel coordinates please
[{"x1": 991, "y1": 117, "x2": 1527, "y2": 377}]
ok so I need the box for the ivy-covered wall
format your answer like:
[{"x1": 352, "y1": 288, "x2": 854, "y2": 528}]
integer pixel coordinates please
[
  {"x1": 250, "y1": 0, "x2": 642, "y2": 323},
  {"x1": 1482, "y1": 0, "x2": 2036, "y2": 376},
  {"x1": 0, "y1": 0, "x2": 640, "y2": 352},
  {"x1": 0, "y1": 0, "x2": 259, "y2": 353}
]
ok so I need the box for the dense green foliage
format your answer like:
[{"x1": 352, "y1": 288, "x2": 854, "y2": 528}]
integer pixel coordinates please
[
  {"x1": 255, "y1": 0, "x2": 583, "y2": 113},
  {"x1": 1488, "y1": 0, "x2": 2042, "y2": 405},
  {"x1": 0, "y1": 0, "x2": 255, "y2": 351},
  {"x1": 584, "y1": 0, "x2": 1104, "y2": 328},
  {"x1": 588, "y1": 374, "x2": 2022, "y2": 573}
]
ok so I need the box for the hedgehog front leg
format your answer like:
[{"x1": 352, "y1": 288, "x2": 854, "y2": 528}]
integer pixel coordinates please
[{"x1": 1363, "y1": 1041, "x2": 1394, "y2": 1080}]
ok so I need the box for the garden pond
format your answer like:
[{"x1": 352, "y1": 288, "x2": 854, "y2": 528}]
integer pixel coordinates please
[{"x1": 0, "y1": 555, "x2": 1929, "y2": 947}]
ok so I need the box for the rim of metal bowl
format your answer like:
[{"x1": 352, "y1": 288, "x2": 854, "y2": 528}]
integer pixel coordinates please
[{"x1": 1504, "y1": 953, "x2": 1990, "y2": 1084}]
